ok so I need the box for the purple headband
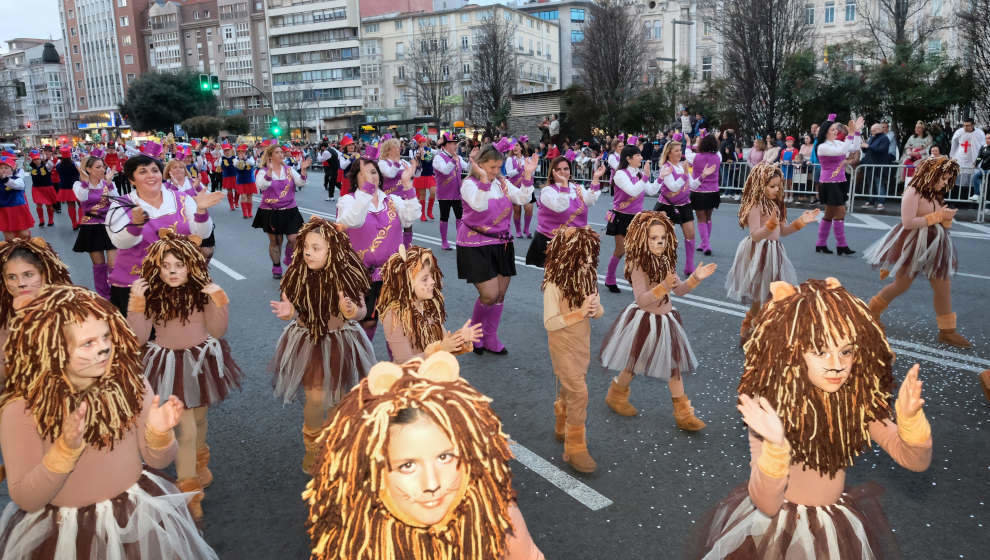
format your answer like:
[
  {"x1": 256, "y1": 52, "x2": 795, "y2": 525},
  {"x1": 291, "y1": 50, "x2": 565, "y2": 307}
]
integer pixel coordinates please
[
  {"x1": 564, "y1": 149, "x2": 577, "y2": 162},
  {"x1": 827, "y1": 113, "x2": 837, "y2": 121},
  {"x1": 494, "y1": 137, "x2": 516, "y2": 153}
]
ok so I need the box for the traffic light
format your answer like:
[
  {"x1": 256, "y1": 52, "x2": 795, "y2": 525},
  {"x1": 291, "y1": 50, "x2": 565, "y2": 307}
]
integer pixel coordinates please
[
  {"x1": 199, "y1": 74, "x2": 210, "y2": 91},
  {"x1": 14, "y1": 80, "x2": 26, "y2": 97},
  {"x1": 271, "y1": 116, "x2": 281, "y2": 136},
  {"x1": 211, "y1": 75, "x2": 220, "y2": 91}
]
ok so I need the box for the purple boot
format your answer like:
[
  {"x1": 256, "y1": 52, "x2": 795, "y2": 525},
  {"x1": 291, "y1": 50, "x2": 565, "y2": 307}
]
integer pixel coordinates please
[
  {"x1": 439, "y1": 220, "x2": 451, "y2": 250},
  {"x1": 833, "y1": 219, "x2": 855, "y2": 255},
  {"x1": 283, "y1": 245, "x2": 293, "y2": 267},
  {"x1": 471, "y1": 299, "x2": 486, "y2": 354},
  {"x1": 605, "y1": 255, "x2": 621, "y2": 292},
  {"x1": 92, "y1": 263, "x2": 111, "y2": 300},
  {"x1": 684, "y1": 239, "x2": 696, "y2": 276},
  {"x1": 402, "y1": 229, "x2": 413, "y2": 249},
  {"x1": 484, "y1": 302, "x2": 508, "y2": 354},
  {"x1": 815, "y1": 219, "x2": 833, "y2": 254}
]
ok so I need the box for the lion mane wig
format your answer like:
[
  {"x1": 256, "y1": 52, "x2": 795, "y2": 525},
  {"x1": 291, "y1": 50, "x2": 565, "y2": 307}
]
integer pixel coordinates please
[
  {"x1": 542, "y1": 226, "x2": 600, "y2": 309},
  {"x1": 737, "y1": 162, "x2": 786, "y2": 228},
  {"x1": 0, "y1": 237, "x2": 72, "y2": 328},
  {"x1": 0, "y1": 285, "x2": 145, "y2": 449},
  {"x1": 911, "y1": 155, "x2": 959, "y2": 205},
  {"x1": 304, "y1": 353, "x2": 516, "y2": 560},
  {"x1": 376, "y1": 245, "x2": 446, "y2": 353},
  {"x1": 739, "y1": 278, "x2": 895, "y2": 478},
  {"x1": 140, "y1": 229, "x2": 211, "y2": 324},
  {"x1": 624, "y1": 211, "x2": 677, "y2": 285},
  {"x1": 282, "y1": 216, "x2": 370, "y2": 340}
]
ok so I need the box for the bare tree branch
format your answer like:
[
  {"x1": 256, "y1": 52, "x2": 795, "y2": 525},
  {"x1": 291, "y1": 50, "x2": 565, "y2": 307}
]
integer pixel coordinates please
[
  {"x1": 859, "y1": 0, "x2": 950, "y2": 61},
  {"x1": 574, "y1": 0, "x2": 640, "y2": 133},
  {"x1": 409, "y1": 24, "x2": 459, "y2": 127},
  {"x1": 703, "y1": 0, "x2": 810, "y2": 137},
  {"x1": 959, "y1": 0, "x2": 990, "y2": 121},
  {"x1": 471, "y1": 14, "x2": 518, "y2": 126}
]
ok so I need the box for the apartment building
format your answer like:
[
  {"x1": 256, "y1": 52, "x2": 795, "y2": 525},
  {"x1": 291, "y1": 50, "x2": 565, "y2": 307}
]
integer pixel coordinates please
[
  {"x1": 142, "y1": 0, "x2": 274, "y2": 135},
  {"x1": 58, "y1": 0, "x2": 150, "y2": 124},
  {"x1": 360, "y1": 4, "x2": 559, "y2": 125},
  {"x1": 264, "y1": 0, "x2": 363, "y2": 137},
  {"x1": 0, "y1": 40, "x2": 72, "y2": 145},
  {"x1": 518, "y1": 0, "x2": 591, "y2": 88}
]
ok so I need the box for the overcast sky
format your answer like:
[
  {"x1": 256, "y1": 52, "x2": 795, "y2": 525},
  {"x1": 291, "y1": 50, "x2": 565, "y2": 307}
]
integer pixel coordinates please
[{"x1": 0, "y1": 0, "x2": 62, "y2": 53}]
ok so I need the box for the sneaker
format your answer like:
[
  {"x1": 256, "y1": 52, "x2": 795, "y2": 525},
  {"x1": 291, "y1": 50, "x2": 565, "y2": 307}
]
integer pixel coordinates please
[
  {"x1": 863, "y1": 201, "x2": 873, "y2": 207},
  {"x1": 876, "y1": 203, "x2": 885, "y2": 211},
  {"x1": 732, "y1": 194, "x2": 741, "y2": 201},
  {"x1": 325, "y1": 195, "x2": 332, "y2": 201},
  {"x1": 969, "y1": 194, "x2": 980, "y2": 202}
]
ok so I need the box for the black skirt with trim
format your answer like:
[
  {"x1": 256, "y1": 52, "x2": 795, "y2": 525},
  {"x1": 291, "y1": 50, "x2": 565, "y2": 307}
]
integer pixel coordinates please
[
  {"x1": 456, "y1": 243, "x2": 516, "y2": 283},
  {"x1": 252, "y1": 206, "x2": 304, "y2": 235}
]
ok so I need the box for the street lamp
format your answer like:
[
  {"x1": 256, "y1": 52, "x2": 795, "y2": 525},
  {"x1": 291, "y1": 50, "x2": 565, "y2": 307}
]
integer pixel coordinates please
[{"x1": 669, "y1": 19, "x2": 695, "y2": 70}]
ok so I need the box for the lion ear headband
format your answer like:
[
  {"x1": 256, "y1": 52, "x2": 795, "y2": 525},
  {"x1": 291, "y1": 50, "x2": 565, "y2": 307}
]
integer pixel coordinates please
[
  {"x1": 769, "y1": 277, "x2": 841, "y2": 302},
  {"x1": 367, "y1": 352, "x2": 460, "y2": 396}
]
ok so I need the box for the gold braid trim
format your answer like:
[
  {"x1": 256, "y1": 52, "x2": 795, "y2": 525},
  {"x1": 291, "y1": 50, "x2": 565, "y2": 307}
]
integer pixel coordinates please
[
  {"x1": 895, "y1": 401, "x2": 931, "y2": 446},
  {"x1": 739, "y1": 279, "x2": 895, "y2": 478},
  {"x1": 145, "y1": 425, "x2": 175, "y2": 450}
]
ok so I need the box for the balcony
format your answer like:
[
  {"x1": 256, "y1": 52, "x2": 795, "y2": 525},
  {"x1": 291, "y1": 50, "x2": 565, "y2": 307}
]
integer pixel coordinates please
[
  {"x1": 393, "y1": 75, "x2": 409, "y2": 86},
  {"x1": 460, "y1": 72, "x2": 471, "y2": 80}
]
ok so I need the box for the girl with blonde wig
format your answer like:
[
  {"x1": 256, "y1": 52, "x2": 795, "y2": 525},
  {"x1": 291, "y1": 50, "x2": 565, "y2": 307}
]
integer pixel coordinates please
[
  {"x1": 864, "y1": 155, "x2": 971, "y2": 347},
  {"x1": 304, "y1": 352, "x2": 544, "y2": 560},
  {"x1": 542, "y1": 227, "x2": 604, "y2": 473},
  {"x1": 377, "y1": 244, "x2": 482, "y2": 363},
  {"x1": 126, "y1": 230, "x2": 242, "y2": 520},
  {"x1": 599, "y1": 211, "x2": 717, "y2": 431},
  {"x1": 725, "y1": 162, "x2": 819, "y2": 346},
  {"x1": 697, "y1": 278, "x2": 932, "y2": 559},
  {"x1": 377, "y1": 138, "x2": 417, "y2": 249},
  {"x1": 0, "y1": 285, "x2": 218, "y2": 559},
  {"x1": 269, "y1": 216, "x2": 376, "y2": 473}
]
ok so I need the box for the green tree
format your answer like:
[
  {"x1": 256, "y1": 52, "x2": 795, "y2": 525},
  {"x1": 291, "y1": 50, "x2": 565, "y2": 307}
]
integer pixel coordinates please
[
  {"x1": 619, "y1": 88, "x2": 670, "y2": 134},
  {"x1": 222, "y1": 115, "x2": 250, "y2": 136},
  {"x1": 119, "y1": 70, "x2": 218, "y2": 132},
  {"x1": 560, "y1": 85, "x2": 601, "y2": 142},
  {"x1": 181, "y1": 116, "x2": 223, "y2": 139}
]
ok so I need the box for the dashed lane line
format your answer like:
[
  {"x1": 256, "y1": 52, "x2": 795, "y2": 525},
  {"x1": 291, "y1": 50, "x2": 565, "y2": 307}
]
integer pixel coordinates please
[{"x1": 209, "y1": 259, "x2": 246, "y2": 280}]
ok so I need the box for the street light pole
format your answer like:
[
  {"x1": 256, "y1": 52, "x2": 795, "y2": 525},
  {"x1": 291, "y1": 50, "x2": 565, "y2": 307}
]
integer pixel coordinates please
[{"x1": 219, "y1": 79, "x2": 277, "y2": 137}]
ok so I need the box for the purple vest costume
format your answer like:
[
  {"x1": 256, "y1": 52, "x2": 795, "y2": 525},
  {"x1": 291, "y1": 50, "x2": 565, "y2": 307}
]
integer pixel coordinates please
[
  {"x1": 660, "y1": 163, "x2": 691, "y2": 206},
  {"x1": 78, "y1": 181, "x2": 114, "y2": 226},
  {"x1": 342, "y1": 195, "x2": 401, "y2": 281},
  {"x1": 379, "y1": 159, "x2": 414, "y2": 200},
  {"x1": 457, "y1": 179, "x2": 513, "y2": 247},
  {"x1": 537, "y1": 183, "x2": 589, "y2": 237},
  {"x1": 434, "y1": 151, "x2": 463, "y2": 200},
  {"x1": 818, "y1": 153, "x2": 847, "y2": 183},
  {"x1": 506, "y1": 156, "x2": 525, "y2": 187},
  {"x1": 692, "y1": 152, "x2": 721, "y2": 193},
  {"x1": 259, "y1": 165, "x2": 297, "y2": 210},
  {"x1": 109, "y1": 191, "x2": 193, "y2": 287},
  {"x1": 611, "y1": 169, "x2": 645, "y2": 215}
]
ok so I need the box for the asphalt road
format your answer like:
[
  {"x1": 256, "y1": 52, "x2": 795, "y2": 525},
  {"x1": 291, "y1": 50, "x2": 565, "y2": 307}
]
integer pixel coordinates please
[{"x1": 3, "y1": 174, "x2": 988, "y2": 559}]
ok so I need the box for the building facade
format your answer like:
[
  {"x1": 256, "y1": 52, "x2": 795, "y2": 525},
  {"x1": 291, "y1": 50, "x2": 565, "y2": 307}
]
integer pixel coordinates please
[
  {"x1": 58, "y1": 0, "x2": 150, "y2": 128},
  {"x1": 360, "y1": 4, "x2": 559, "y2": 126},
  {"x1": 142, "y1": 0, "x2": 274, "y2": 136},
  {"x1": 518, "y1": 0, "x2": 591, "y2": 89},
  {"x1": 0, "y1": 40, "x2": 72, "y2": 146},
  {"x1": 361, "y1": 0, "x2": 431, "y2": 19},
  {"x1": 264, "y1": 0, "x2": 363, "y2": 137}
]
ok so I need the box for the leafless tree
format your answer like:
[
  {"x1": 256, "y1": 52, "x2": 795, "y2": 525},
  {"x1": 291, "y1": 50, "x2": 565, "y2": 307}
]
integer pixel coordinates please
[
  {"x1": 409, "y1": 24, "x2": 459, "y2": 127},
  {"x1": 859, "y1": 0, "x2": 950, "y2": 61},
  {"x1": 276, "y1": 90, "x2": 314, "y2": 136},
  {"x1": 960, "y1": 0, "x2": 990, "y2": 122},
  {"x1": 703, "y1": 0, "x2": 809, "y2": 137},
  {"x1": 470, "y1": 13, "x2": 518, "y2": 126},
  {"x1": 573, "y1": 0, "x2": 640, "y2": 133}
]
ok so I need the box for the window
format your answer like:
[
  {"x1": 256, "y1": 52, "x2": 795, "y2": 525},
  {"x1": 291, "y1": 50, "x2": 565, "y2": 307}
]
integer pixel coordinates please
[
  {"x1": 702, "y1": 56, "x2": 712, "y2": 80},
  {"x1": 79, "y1": 96, "x2": 85, "y2": 105},
  {"x1": 395, "y1": 20, "x2": 403, "y2": 30},
  {"x1": 570, "y1": 30, "x2": 584, "y2": 43},
  {"x1": 463, "y1": 63, "x2": 470, "y2": 75},
  {"x1": 535, "y1": 9, "x2": 558, "y2": 21},
  {"x1": 71, "y1": 27, "x2": 76, "y2": 36},
  {"x1": 845, "y1": 0, "x2": 855, "y2": 21},
  {"x1": 461, "y1": 36, "x2": 469, "y2": 49},
  {"x1": 194, "y1": 10, "x2": 199, "y2": 19},
  {"x1": 123, "y1": 34, "x2": 132, "y2": 45},
  {"x1": 442, "y1": 65, "x2": 449, "y2": 79},
  {"x1": 396, "y1": 42, "x2": 405, "y2": 59},
  {"x1": 365, "y1": 23, "x2": 379, "y2": 33},
  {"x1": 703, "y1": 20, "x2": 713, "y2": 37},
  {"x1": 127, "y1": 73, "x2": 136, "y2": 83},
  {"x1": 653, "y1": 21, "x2": 662, "y2": 41},
  {"x1": 76, "y1": 79, "x2": 82, "y2": 89},
  {"x1": 68, "y1": 9, "x2": 73, "y2": 18},
  {"x1": 824, "y1": 1, "x2": 835, "y2": 23},
  {"x1": 119, "y1": 16, "x2": 129, "y2": 27},
  {"x1": 461, "y1": 12, "x2": 470, "y2": 23},
  {"x1": 117, "y1": 0, "x2": 127, "y2": 6},
  {"x1": 74, "y1": 62, "x2": 81, "y2": 71},
  {"x1": 398, "y1": 66, "x2": 405, "y2": 79},
  {"x1": 928, "y1": 39, "x2": 942, "y2": 55},
  {"x1": 931, "y1": 0, "x2": 942, "y2": 15},
  {"x1": 124, "y1": 54, "x2": 134, "y2": 64},
  {"x1": 72, "y1": 44, "x2": 78, "y2": 53},
  {"x1": 570, "y1": 8, "x2": 585, "y2": 22},
  {"x1": 805, "y1": 4, "x2": 815, "y2": 25},
  {"x1": 223, "y1": 26, "x2": 234, "y2": 40}
]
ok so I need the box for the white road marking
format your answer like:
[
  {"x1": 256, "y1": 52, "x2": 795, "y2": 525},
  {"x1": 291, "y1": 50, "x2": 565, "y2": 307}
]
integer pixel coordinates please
[
  {"x1": 957, "y1": 272, "x2": 990, "y2": 280},
  {"x1": 510, "y1": 442, "x2": 613, "y2": 511},
  {"x1": 954, "y1": 221, "x2": 990, "y2": 234},
  {"x1": 848, "y1": 213, "x2": 891, "y2": 229},
  {"x1": 885, "y1": 347, "x2": 984, "y2": 375},
  {"x1": 209, "y1": 259, "x2": 246, "y2": 280},
  {"x1": 887, "y1": 337, "x2": 990, "y2": 368}
]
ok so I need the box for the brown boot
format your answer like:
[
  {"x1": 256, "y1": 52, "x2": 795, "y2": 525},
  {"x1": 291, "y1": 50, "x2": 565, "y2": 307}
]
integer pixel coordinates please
[
  {"x1": 562, "y1": 424, "x2": 597, "y2": 473},
  {"x1": 672, "y1": 396, "x2": 706, "y2": 431},
  {"x1": 196, "y1": 445, "x2": 213, "y2": 488},
  {"x1": 605, "y1": 379, "x2": 637, "y2": 416},
  {"x1": 980, "y1": 370, "x2": 990, "y2": 403},
  {"x1": 868, "y1": 294, "x2": 889, "y2": 319},
  {"x1": 553, "y1": 399, "x2": 566, "y2": 442},
  {"x1": 301, "y1": 426, "x2": 322, "y2": 475},
  {"x1": 936, "y1": 313, "x2": 972, "y2": 348},
  {"x1": 177, "y1": 478, "x2": 205, "y2": 521}
]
